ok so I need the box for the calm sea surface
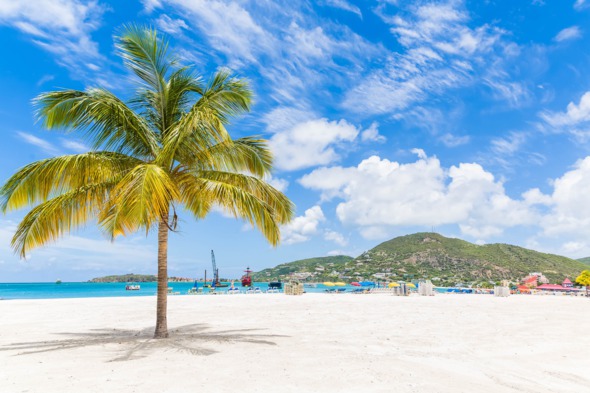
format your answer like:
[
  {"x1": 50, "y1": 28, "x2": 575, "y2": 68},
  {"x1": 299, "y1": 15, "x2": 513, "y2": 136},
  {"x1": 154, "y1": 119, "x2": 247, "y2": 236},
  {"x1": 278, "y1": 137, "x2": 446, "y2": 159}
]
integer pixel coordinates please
[{"x1": 0, "y1": 282, "x2": 348, "y2": 300}]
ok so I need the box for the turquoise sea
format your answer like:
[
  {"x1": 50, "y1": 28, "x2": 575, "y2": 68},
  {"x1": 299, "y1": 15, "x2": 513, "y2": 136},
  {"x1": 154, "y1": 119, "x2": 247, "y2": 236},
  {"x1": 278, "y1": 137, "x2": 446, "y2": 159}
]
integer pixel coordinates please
[{"x1": 0, "y1": 282, "x2": 351, "y2": 300}]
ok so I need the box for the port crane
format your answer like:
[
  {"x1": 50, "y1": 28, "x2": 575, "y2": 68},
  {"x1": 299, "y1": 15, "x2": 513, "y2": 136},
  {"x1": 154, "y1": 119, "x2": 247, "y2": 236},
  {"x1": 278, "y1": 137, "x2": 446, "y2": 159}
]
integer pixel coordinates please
[{"x1": 211, "y1": 250, "x2": 228, "y2": 287}]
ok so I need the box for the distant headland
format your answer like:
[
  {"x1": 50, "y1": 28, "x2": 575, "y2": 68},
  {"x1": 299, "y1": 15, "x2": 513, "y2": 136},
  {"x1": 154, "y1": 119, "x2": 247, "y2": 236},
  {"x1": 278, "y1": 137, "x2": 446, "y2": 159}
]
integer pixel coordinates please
[{"x1": 88, "y1": 274, "x2": 193, "y2": 283}]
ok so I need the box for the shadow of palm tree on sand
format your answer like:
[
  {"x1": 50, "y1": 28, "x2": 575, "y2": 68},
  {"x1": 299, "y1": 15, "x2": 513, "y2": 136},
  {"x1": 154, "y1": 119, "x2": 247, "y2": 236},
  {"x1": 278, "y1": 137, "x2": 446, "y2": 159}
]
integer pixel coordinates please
[{"x1": 0, "y1": 324, "x2": 285, "y2": 362}]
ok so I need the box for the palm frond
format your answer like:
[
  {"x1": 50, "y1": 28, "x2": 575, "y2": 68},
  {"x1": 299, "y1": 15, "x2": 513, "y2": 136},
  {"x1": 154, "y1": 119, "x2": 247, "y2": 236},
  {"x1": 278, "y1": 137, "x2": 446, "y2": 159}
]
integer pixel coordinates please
[
  {"x1": 190, "y1": 137, "x2": 274, "y2": 178},
  {"x1": 157, "y1": 71, "x2": 252, "y2": 167},
  {"x1": 34, "y1": 89, "x2": 159, "y2": 157},
  {"x1": 99, "y1": 164, "x2": 179, "y2": 238},
  {"x1": 116, "y1": 25, "x2": 171, "y2": 93},
  {"x1": 1, "y1": 152, "x2": 141, "y2": 213},
  {"x1": 174, "y1": 170, "x2": 294, "y2": 246},
  {"x1": 11, "y1": 182, "x2": 115, "y2": 258}
]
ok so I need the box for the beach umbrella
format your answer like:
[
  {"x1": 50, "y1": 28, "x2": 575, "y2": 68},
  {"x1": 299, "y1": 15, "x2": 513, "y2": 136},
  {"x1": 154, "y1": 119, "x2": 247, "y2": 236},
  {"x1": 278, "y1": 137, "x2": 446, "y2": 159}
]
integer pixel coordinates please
[
  {"x1": 350, "y1": 282, "x2": 361, "y2": 287},
  {"x1": 334, "y1": 282, "x2": 346, "y2": 286},
  {"x1": 323, "y1": 282, "x2": 335, "y2": 286},
  {"x1": 360, "y1": 281, "x2": 374, "y2": 287},
  {"x1": 388, "y1": 282, "x2": 400, "y2": 288},
  {"x1": 406, "y1": 283, "x2": 416, "y2": 288}
]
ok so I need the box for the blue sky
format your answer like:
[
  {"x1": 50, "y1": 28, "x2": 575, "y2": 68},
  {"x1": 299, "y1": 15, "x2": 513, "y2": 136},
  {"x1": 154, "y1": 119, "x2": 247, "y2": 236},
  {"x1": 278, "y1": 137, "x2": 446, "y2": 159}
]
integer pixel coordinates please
[{"x1": 2, "y1": 0, "x2": 590, "y2": 282}]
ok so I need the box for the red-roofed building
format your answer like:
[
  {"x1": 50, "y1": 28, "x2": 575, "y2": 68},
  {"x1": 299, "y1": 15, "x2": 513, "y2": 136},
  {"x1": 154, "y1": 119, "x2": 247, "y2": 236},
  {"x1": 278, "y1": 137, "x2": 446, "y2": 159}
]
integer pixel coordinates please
[
  {"x1": 562, "y1": 278, "x2": 573, "y2": 288},
  {"x1": 536, "y1": 284, "x2": 565, "y2": 291},
  {"x1": 523, "y1": 275, "x2": 538, "y2": 287}
]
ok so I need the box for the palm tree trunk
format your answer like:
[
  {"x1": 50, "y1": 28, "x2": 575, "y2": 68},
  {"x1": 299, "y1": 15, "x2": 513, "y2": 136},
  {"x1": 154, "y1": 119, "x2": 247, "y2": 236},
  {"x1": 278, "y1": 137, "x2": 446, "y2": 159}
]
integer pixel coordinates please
[{"x1": 154, "y1": 217, "x2": 169, "y2": 338}]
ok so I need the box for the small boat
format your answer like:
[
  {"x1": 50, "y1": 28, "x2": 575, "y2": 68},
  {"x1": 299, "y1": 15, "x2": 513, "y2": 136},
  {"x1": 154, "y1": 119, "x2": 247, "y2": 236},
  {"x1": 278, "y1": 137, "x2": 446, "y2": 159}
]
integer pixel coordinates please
[
  {"x1": 55, "y1": 279, "x2": 62, "y2": 285},
  {"x1": 268, "y1": 280, "x2": 282, "y2": 290},
  {"x1": 125, "y1": 283, "x2": 140, "y2": 291}
]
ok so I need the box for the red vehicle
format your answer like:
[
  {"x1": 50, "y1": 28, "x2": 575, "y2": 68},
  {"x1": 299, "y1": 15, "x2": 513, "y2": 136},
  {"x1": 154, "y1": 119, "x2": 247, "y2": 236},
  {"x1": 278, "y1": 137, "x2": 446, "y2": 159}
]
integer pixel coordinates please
[{"x1": 241, "y1": 267, "x2": 253, "y2": 287}]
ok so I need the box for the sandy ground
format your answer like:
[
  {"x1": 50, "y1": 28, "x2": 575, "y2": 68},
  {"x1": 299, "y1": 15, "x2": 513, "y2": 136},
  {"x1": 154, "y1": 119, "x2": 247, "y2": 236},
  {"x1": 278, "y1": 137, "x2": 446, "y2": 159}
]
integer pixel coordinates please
[{"x1": 0, "y1": 293, "x2": 589, "y2": 393}]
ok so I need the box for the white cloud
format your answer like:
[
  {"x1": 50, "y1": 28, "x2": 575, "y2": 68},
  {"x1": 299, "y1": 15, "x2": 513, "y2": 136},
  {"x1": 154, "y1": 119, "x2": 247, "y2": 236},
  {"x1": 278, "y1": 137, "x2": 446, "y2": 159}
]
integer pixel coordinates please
[
  {"x1": 345, "y1": 1, "x2": 526, "y2": 114},
  {"x1": 539, "y1": 91, "x2": 590, "y2": 142},
  {"x1": 299, "y1": 152, "x2": 537, "y2": 240},
  {"x1": 360, "y1": 122, "x2": 386, "y2": 143},
  {"x1": 266, "y1": 176, "x2": 289, "y2": 192},
  {"x1": 61, "y1": 139, "x2": 89, "y2": 153},
  {"x1": 280, "y1": 206, "x2": 325, "y2": 245},
  {"x1": 554, "y1": 26, "x2": 582, "y2": 42},
  {"x1": 321, "y1": 0, "x2": 362, "y2": 18},
  {"x1": 141, "y1": 0, "x2": 162, "y2": 12},
  {"x1": 440, "y1": 133, "x2": 470, "y2": 147},
  {"x1": 0, "y1": 0, "x2": 106, "y2": 77},
  {"x1": 143, "y1": 1, "x2": 381, "y2": 108},
  {"x1": 490, "y1": 132, "x2": 527, "y2": 155},
  {"x1": 574, "y1": 0, "x2": 588, "y2": 11},
  {"x1": 17, "y1": 132, "x2": 59, "y2": 155},
  {"x1": 145, "y1": 0, "x2": 272, "y2": 66},
  {"x1": 324, "y1": 230, "x2": 347, "y2": 246},
  {"x1": 155, "y1": 15, "x2": 188, "y2": 34},
  {"x1": 270, "y1": 118, "x2": 368, "y2": 171},
  {"x1": 541, "y1": 92, "x2": 590, "y2": 127},
  {"x1": 36, "y1": 74, "x2": 55, "y2": 87}
]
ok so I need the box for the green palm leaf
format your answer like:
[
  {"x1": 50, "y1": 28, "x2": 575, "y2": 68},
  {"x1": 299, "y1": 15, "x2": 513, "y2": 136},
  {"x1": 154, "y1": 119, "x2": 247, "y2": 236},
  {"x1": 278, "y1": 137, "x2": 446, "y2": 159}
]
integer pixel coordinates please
[
  {"x1": 35, "y1": 89, "x2": 159, "y2": 157},
  {"x1": 12, "y1": 182, "x2": 115, "y2": 258},
  {"x1": 1, "y1": 152, "x2": 140, "y2": 212},
  {"x1": 99, "y1": 164, "x2": 180, "y2": 238}
]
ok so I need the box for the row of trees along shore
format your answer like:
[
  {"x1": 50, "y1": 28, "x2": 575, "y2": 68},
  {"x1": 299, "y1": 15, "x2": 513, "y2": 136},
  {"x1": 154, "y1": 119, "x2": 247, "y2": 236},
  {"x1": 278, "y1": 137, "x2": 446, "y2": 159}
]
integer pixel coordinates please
[{"x1": 0, "y1": 26, "x2": 294, "y2": 338}]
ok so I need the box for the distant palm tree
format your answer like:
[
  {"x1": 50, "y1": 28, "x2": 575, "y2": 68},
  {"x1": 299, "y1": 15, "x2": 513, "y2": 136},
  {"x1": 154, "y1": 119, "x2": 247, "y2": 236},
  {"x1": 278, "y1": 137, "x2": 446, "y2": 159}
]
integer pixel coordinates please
[{"x1": 0, "y1": 26, "x2": 294, "y2": 338}]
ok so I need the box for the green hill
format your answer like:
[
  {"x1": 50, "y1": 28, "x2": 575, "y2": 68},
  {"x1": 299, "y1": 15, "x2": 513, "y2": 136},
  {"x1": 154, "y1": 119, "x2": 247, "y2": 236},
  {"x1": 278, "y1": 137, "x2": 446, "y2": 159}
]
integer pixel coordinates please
[
  {"x1": 89, "y1": 274, "x2": 156, "y2": 283},
  {"x1": 577, "y1": 257, "x2": 590, "y2": 266},
  {"x1": 252, "y1": 255, "x2": 353, "y2": 282},
  {"x1": 254, "y1": 233, "x2": 587, "y2": 286}
]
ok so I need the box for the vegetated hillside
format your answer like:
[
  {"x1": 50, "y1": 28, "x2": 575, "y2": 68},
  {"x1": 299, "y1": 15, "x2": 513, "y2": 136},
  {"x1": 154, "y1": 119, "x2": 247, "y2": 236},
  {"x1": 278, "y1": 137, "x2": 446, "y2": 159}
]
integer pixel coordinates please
[
  {"x1": 89, "y1": 274, "x2": 156, "y2": 283},
  {"x1": 253, "y1": 233, "x2": 587, "y2": 286},
  {"x1": 348, "y1": 233, "x2": 586, "y2": 286},
  {"x1": 251, "y1": 255, "x2": 354, "y2": 281},
  {"x1": 577, "y1": 257, "x2": 590, "y2": 266}
]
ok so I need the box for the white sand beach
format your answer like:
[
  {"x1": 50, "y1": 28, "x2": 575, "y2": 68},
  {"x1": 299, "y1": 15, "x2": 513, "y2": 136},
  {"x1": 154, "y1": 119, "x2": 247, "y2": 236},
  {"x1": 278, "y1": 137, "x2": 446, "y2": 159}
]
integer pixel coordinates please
[{"x1": 1, "y1": 294, "x2": 589, "y2": 393}]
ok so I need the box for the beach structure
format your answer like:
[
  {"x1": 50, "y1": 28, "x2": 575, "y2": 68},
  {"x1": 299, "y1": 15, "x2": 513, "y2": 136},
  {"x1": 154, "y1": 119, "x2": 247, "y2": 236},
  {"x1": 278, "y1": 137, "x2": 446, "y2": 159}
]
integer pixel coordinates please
[
  {"x1": 284, "y1": 281, "x2": 304, "y2": 295},
  {"x1": 494, "y1": 281, "x2": 510, "y2": 297},
  {"x1": 562, "y1": 278, "x2": 574, "y2": 288},
  {"x1": 418, "y1": 280, "x2": 434, "y2": 296}
]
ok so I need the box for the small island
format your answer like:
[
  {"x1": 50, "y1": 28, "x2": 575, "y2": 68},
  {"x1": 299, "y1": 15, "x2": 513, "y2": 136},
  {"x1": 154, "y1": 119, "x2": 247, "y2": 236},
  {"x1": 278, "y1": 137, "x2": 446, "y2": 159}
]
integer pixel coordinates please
[{"x1": 89, "y1": 274, "x2": 195, "y2": 283}]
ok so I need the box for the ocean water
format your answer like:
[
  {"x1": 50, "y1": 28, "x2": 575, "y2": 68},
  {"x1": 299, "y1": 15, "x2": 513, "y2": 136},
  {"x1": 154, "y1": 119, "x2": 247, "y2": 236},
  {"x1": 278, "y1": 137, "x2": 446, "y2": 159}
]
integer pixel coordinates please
[{"x1": 0, "y1": 282, "x2": 354, "y2": 300}]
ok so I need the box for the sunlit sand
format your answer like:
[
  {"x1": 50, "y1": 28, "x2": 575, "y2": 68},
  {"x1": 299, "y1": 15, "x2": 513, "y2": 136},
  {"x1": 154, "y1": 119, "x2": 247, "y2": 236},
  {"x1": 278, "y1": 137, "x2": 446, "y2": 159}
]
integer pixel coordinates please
[{"x1": 0, "y1": 294, "x2": 588, "y2": 392}]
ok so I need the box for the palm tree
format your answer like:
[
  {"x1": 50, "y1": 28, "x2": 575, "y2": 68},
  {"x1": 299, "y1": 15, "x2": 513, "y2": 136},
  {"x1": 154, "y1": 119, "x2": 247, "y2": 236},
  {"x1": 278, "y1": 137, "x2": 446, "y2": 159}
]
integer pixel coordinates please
[{"x1": 0, "y1": 26, "x2": 294, "y2": 338}]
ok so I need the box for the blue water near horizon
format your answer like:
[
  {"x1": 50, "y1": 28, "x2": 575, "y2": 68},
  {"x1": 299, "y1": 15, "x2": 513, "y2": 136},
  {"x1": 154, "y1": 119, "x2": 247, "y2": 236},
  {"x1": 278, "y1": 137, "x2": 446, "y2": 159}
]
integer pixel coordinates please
[{"x1": 0, "y1": 282, "x2": 355, "y2": 300}]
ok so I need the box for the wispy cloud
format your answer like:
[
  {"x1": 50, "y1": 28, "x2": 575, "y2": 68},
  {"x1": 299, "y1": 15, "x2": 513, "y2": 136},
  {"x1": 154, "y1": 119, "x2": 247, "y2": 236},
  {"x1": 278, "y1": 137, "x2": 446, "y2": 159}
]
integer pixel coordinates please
[
  {"x1": 0, "y1": 0, "x2": 107, "y2": 80},
  {"x1": 539, "y1": 91, "x2": 590, "y2": 142},
  {"x1": 321, "y1": 0, "x2": 362, "y2": 18},
  {"x1": 17, "y1": 132, "x2": 90, "y2": 155},
  {"x1": 574, "y1": 0, "x2": 588, "y2": 11},
  {"x1": 36, "y1": 74, "x2": 55, "y2": 87},
  {"x1": 344, "y1": 1, "x2": 527, "y2": 115},
  {"x1": 155, "y1": 14, "x2": 187, "y2": 34},
  {"x1": 554, "y1": 26, "x2": 582, "y2": 42},
  {"x1": 490, "y1": 132, "x2": 527, "y2": 156},
  {"x1": 440, "y1": 133, "x2": 470, "y2": 147},
  {"x1": 17, "y1": 132, "x2": 59, "y2": 155},
  {"x1": 60, "y1": 139, "x2": 89, "y2": 153}
]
